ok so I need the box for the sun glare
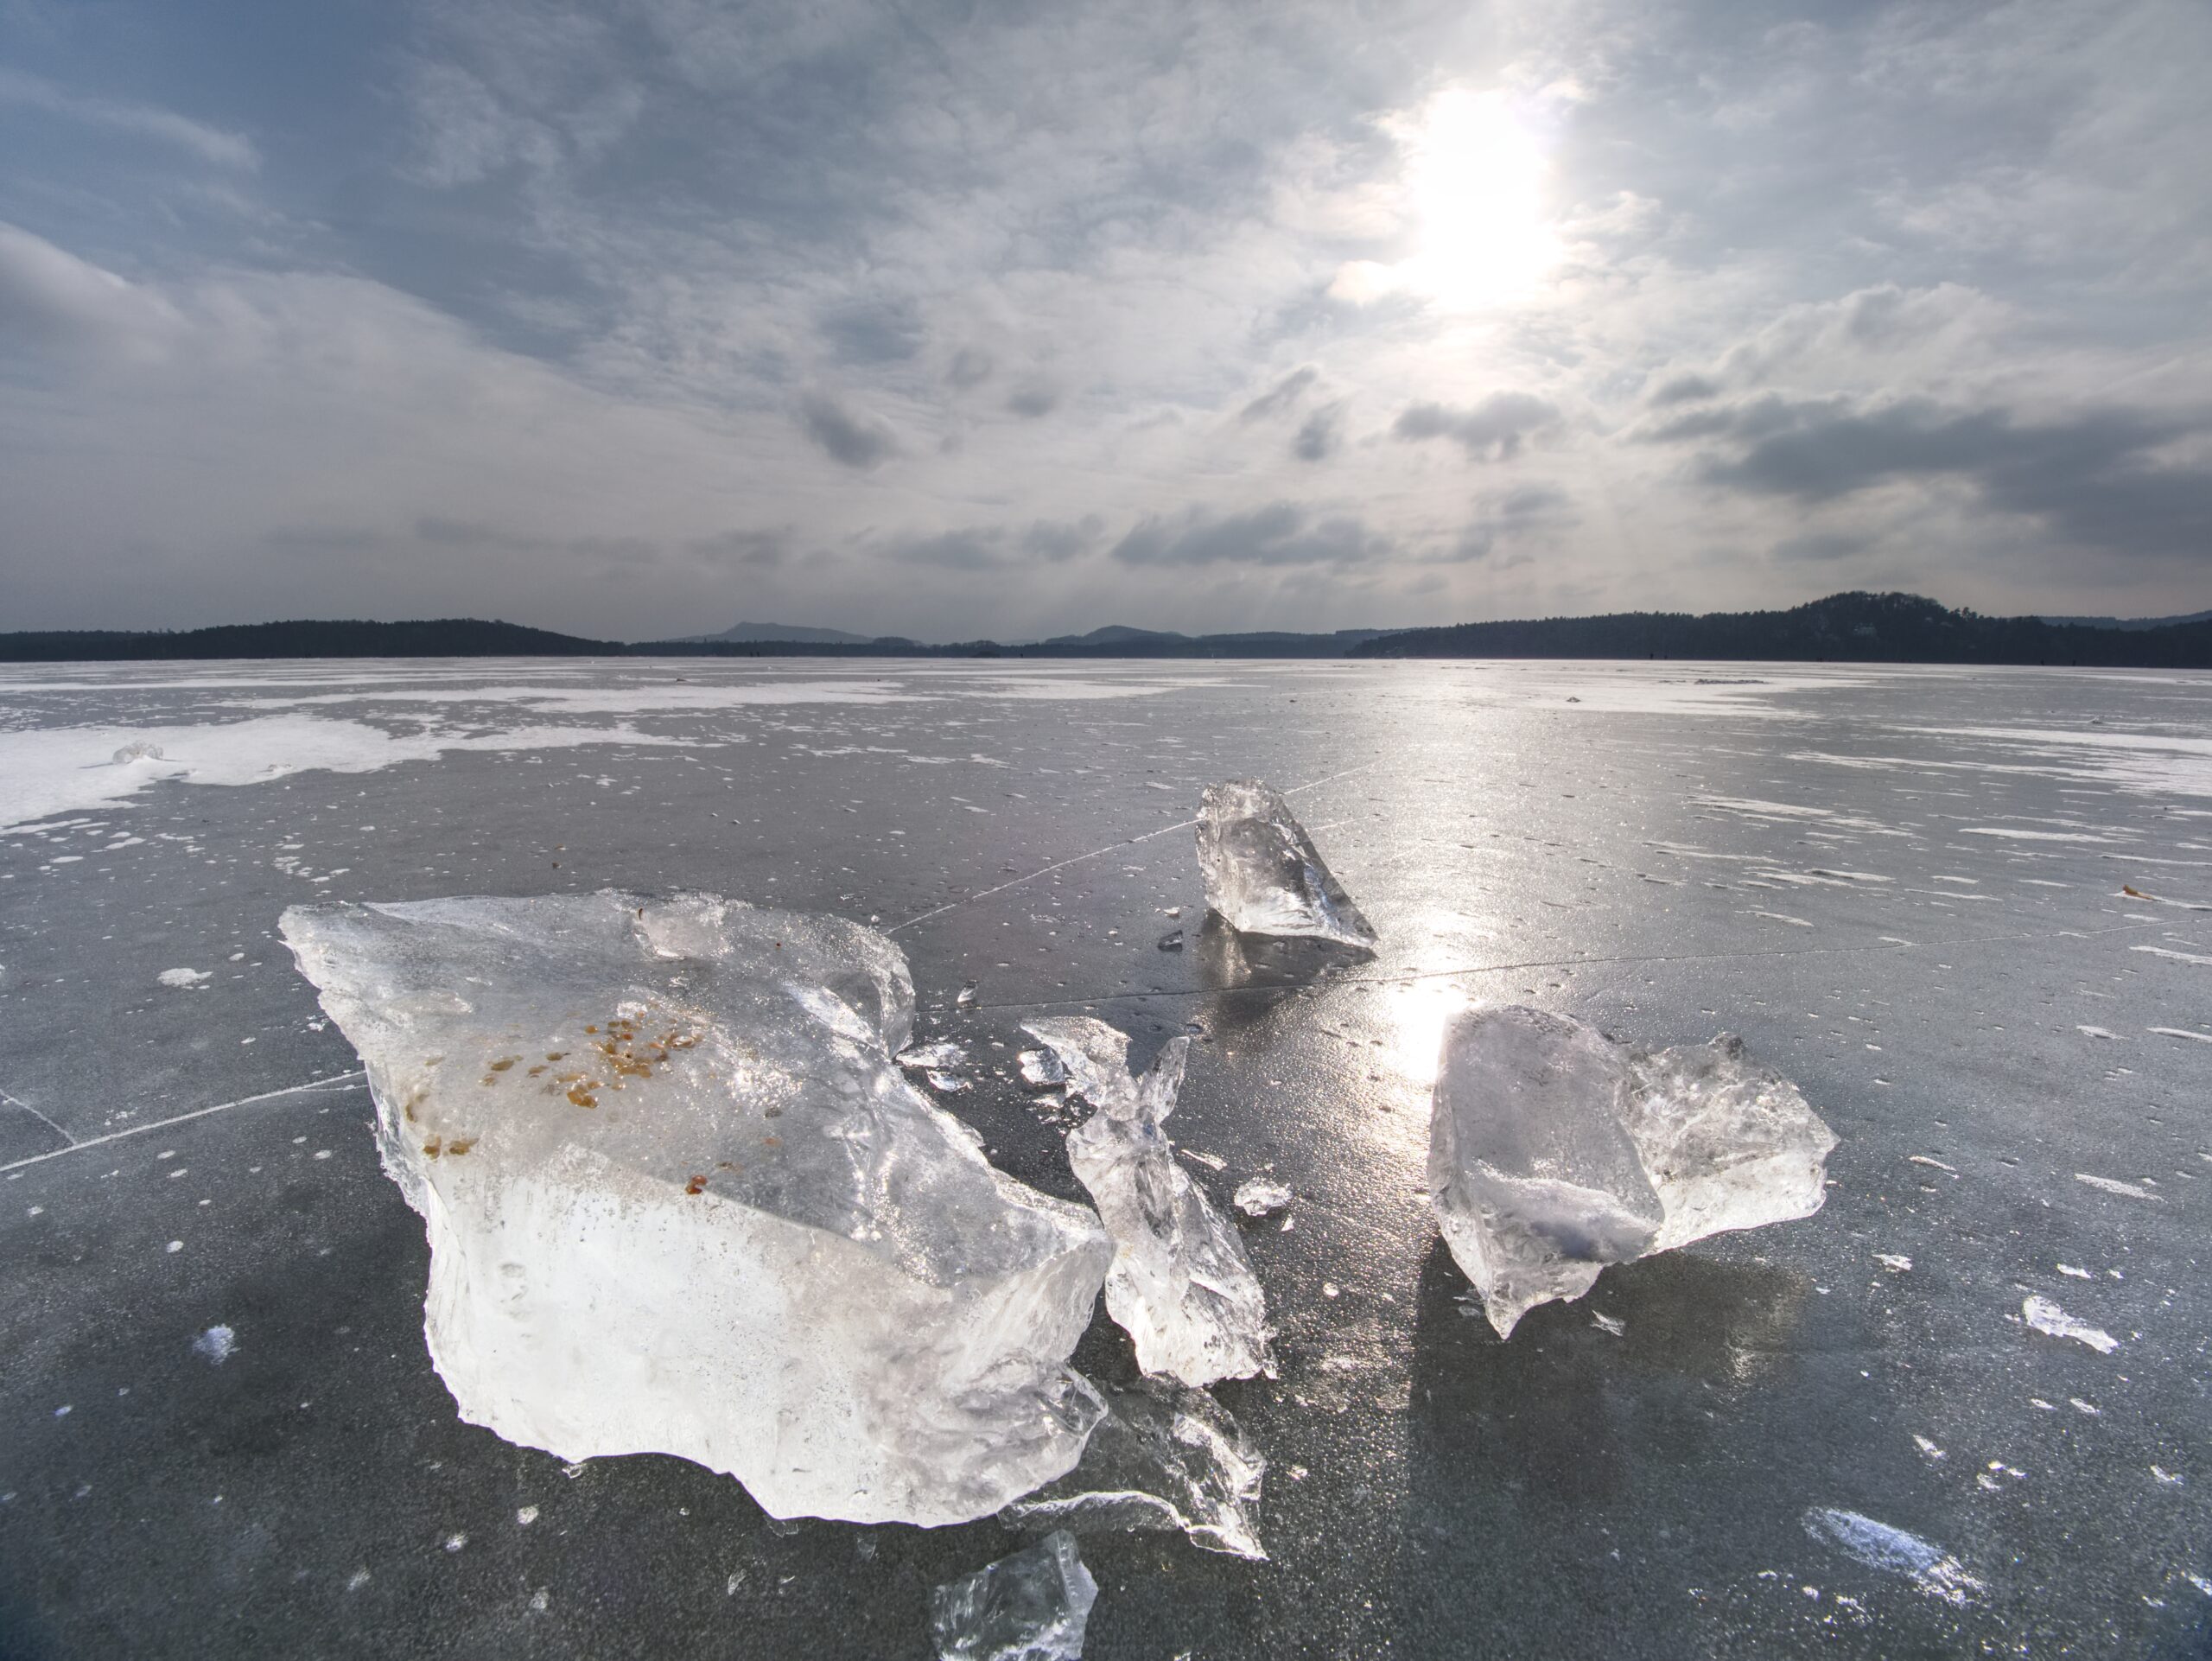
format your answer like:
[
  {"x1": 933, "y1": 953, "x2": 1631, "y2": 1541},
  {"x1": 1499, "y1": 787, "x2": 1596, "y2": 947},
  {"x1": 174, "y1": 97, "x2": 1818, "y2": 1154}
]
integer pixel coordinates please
[{"x1": 1333, "y1": 87, "x2": 1560, "y2": 311}]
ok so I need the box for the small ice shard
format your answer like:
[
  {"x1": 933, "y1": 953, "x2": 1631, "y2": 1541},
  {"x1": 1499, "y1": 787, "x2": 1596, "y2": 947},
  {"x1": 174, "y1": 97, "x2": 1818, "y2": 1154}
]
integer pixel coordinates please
[
  {"x1": 2075, "y1": 1172, "x2": 2159, "y2": 1201},
  {"x1": 1875, "y1": 1253, "x2": 1912, "y2": 1272},
  {"x1": 931, "y1": 1531, "x2": 1097, "y2": 1661},
  {"x1": 192, "y1": 1325, "x2": 236, "y2": 1365},
  {"x1": 1802, "y1": 1508, "x2": 1985, "y2": 1606},
  {"x1": 898, "y1": 1039, "x2": 969, "y2": 1072},
  {"x1": 1429, "y1": 1007, "x2": 1836, "y2": 1336},
  {"x1": 926, "y1": 1070, "x2": 972, "y2": 1094},
  {"x1": 280, "y1": 890, "x2": 1112, "y2": 1526},
  {"x1": 1022, "y1": 1016, "x2": 1271, "y2": 1386},
  {"x1": 1232, "y1": 1179, "x2": 1293, "y2": 1219},
  {"x1": 1195, "y1": 780, "x2": 1376, "y2": 948},
  {"x1": 157, "y1": 967, "x2": 210, "y2": 988},
  {"x1": 2022, "y1": 1295, "x2": 2119, "y2": 1353},
  {"x1": 1591, "y1": 1311, "x2": 1625, "y2": 1337},
  {"x1": 1156, "y1": 928, "x2": 1185, "y2": 951},
  {"x1": 1002, "y1": 1378, "x2": 1267, "y2": 1560},
  {"x1": 112, "y1": 741, "x2": 165, "y2": 764},
  {"x1": 1019, "y1": 1049, "x2": 1068, "y2": 1089},
  {"x1": 957, "y1": 982, "x2": 979, "y2": 1007}
]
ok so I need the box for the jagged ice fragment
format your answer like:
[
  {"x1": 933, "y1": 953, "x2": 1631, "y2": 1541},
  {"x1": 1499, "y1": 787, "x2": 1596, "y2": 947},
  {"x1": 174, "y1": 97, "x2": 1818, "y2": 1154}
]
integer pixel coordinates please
[
  {"x1": 1429, "y1": 1007, "x2": 1835, "y2": 1336},
  {"x1": 1232, "y1": 1179, "x2": 1293, "y2": 1219},
  {"x1": 2023, "y1": 1295, "x2": 2119, "y2": 1353},
  {"x1": 1021, "y1": 1016, "x2": 1271, "y2": 1386},
  {"x1": 1195, "y1": 780, "x2": 1376, "y2": 947},
  {"x1": 931, "y1": 1531, "x2": 1097, "y2": 1661},
  {"x1": 280, "y1": 890, "x2": 1111, "y2": 1526},
  {"x1": 1002, "y1": 1378, "x2": 1268, "y2": 1560}
]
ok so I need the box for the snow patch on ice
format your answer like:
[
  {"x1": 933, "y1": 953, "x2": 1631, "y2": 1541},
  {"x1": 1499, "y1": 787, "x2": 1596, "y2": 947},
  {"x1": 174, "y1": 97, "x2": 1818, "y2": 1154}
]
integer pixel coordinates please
[{"x1": 0, "y1": 716, "x2": 690, "y2": 830}]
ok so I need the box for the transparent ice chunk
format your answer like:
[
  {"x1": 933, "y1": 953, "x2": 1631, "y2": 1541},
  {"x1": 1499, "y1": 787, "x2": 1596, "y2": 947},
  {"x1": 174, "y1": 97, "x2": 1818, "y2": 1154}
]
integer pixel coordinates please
[
  {"x1": 930, "y1": 1531, "x2": 1097, "y2": 1661},
  {"x1": 1021, "y1": 1016, "x2": 1271, "y2": 1386},
  {"x1": 1019, "y1": 1049, "x2": 1068, "y2": 1089},
  {"x1": 1002, "y1": 1378, "x2": 1267, "y2": 1560},
  {"x1": 280, "y1": 889, "x2": 1112, "y2": 1526},
  {"x1": 898, "y1": 1038, "x2": 969, "y2": 1072},
  {"x1": 1430, "y1": 1007, "x2": 1835, "y2": 1336},
  {"x1": 1232, "y1": 1179, "x2": 1293, "y2": 1219},
  {"x1": 1195, "y1": 780, "x2": 1376, "y2": 948}
]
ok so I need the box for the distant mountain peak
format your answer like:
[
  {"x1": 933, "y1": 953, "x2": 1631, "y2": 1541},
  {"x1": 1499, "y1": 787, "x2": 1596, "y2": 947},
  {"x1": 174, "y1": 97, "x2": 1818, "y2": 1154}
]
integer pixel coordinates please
[{"x1": 693, "y1": 620, "x2": 872, "y2": 645}]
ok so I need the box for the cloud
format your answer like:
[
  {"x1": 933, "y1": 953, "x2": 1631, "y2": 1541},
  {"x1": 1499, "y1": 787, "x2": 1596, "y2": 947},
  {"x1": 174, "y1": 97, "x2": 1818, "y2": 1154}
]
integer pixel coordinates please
[
  {"x1": 1006, "y1": 380, "x2": 1059, "y2": 418},
  {"x1": 1445, "y1": 484, "x2": 1573, "y2": 562},
  {"x1": 1771, "y1": 531, "x2": 1868, "y2": 563},
  {"x1": 798, "y1": 392, "x2": 898, "y2": 469},
  {"x1": 818, "y1": 296, "x2": 925, "y2": 365},
  {"x1": 1293, "y1": 402, "x2": 1344, "y2": 461},
  {"x1": 1110, "y1": 503, "x2": 1387, "y2": 567},
  {"x1": 1647, "y1": 372, "x2": 1719, "y2": 407},
  {"x1": 0, "y1": 68, "x2": 257, "y2": 169},
  {"x1": 689, "y1": 530, "x2": 789, "y2": 570},
  {"x1": 1661, "y1": 394, "x2": 2212, "y2": 560},
  {"x1": 882, "y1": 516, "x2": 1105, "y2": 570},
  {"x1": 945, "y1": 347, "x2": 994, "y2": 387},
  {"x1": 0, "y1": 221, "x2": 177, "y2": 353},
  {"x1": 1239, "y1": 366, "x2": 1319, "y2": 423},
  {"x1": 1393, "y1": 392, "x2": 1560, "y2": 461}
]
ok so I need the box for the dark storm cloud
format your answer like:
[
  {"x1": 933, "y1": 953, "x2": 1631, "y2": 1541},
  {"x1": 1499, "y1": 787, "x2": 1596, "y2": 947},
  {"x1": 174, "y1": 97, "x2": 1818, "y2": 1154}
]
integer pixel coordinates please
[
  {"x1": 1292, "y1": 402, "x2": 1344, "y2": 462},
  {"x1": 798, "y1": 392, "x2": 898, "y2": 469},
  {"x1": 1393, "y1": 392, "x2": 1560, "y2": 461},
  {"x1": 1110, "y1": 502, "x2": 1385, "y2": 568},
  {"x1": 1664, "y1": 395, "x2": 2212, "y2": 561},
  {"x1": 1239, "y1": 366, "x2": 1319, "y2": 423}
]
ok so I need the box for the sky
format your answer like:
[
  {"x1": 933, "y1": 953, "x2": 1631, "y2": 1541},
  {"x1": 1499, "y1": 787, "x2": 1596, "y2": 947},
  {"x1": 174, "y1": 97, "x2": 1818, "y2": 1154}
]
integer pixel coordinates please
[{"x1": 2, "y1": 0, "x2": 2209, "y2": 642}]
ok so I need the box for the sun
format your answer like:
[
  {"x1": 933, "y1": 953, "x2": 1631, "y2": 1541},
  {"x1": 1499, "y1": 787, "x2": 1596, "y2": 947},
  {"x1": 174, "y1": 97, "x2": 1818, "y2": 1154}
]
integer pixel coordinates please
[{"x1": 1332, "y1": 87, "x2": 1561, "y2": 312}]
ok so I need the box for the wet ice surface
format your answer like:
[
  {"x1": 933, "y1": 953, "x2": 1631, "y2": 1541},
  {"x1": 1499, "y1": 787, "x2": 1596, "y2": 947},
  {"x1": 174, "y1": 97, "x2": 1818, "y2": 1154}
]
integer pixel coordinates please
[{"x1": 3, "y1": 656, "x2": 2211, "y2": 1656}]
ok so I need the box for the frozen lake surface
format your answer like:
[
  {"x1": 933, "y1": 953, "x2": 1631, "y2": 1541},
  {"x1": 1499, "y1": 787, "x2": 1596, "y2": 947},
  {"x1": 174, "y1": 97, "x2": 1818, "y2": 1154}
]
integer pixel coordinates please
[{"x1": 3, "y1": 656, "x2": 2208, "y2": 1657}]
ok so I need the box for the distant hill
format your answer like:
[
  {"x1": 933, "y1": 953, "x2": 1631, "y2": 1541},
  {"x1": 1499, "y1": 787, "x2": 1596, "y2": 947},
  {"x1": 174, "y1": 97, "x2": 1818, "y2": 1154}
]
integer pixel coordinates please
[
  {"x1": 1035, "y1": 625, "x2": 1394, "y2": 655},
  {"x1": 0, "y1": 618, "x2": 610, "y2": 660},
  {"x1": 1354, "y1": 591, "x2": 2212, "y2": 666},
  {"x1": 2037, "y1": 608, "x2": 2212, "y2": 631},
  {"x1": 11, "y1": 595, "x2": 2210, "y2": 665},
  {"x1": 684, "y1": 620, "x2": 875, "y2": 645}
]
